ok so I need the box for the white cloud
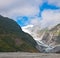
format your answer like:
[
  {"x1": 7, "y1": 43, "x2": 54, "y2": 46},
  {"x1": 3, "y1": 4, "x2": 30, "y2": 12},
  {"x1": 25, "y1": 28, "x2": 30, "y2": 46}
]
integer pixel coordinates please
[
  {"x1": 40, "y1": 9, "x2": 60, "y2": 28},
  {"x1": 0, "y1": 0, "x2": 60, "y2": 19},
  {"x1": 0, "y1": 0, "x2": 43, "y2": 19},
  {"x1": 0, "y1": 0, "x2": 60, "y2": 29},
  {"x1": 23, "y1": 9, "x2": 60, "y2": 29},
  {"x1": 0, "y1": 0, "x2": 17, "y2": 8},
  {"x1": 5, "y1": 6, "x2": 39, "y2": 19},
  {"x1": 29, "y1": 17, "x2": 41, "y2": 26},
  {"x1": 47, "y1": 0, "x2": 60, "y2": 7}
]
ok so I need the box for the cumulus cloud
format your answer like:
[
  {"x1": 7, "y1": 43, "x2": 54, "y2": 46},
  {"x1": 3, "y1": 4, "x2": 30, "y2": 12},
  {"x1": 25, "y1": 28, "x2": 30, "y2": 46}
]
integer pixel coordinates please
[
  {"x1": 0, "y1": 0, "x2": 43, "y2": 19},
  {"x1": 40, "y1": 9, "x2": 60, "y2": 28},
  {"x1": 5, "y1": 6, "x2": 39, "y2": 19},
  {"x1": 0, "y1": 0, "x2": 60, "y2": 29},
  {"x1": 26, "y1": 9, "x2": 60, "y2": 28}
]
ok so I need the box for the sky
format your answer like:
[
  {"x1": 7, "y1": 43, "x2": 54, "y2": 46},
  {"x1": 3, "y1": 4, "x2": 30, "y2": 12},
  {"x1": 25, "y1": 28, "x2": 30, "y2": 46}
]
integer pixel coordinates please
[{"x1": 0, "y1": 0, "x2": 60, "y2": 28}]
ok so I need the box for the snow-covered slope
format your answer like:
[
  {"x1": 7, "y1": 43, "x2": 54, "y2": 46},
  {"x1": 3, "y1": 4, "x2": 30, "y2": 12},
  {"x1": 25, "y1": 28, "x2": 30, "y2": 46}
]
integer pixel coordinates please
[
  {"x1": 22, "y1": 25, "x2": 42, "y2": 40},
  {"x1": 22, "y1": 24, "x2": 60, "y2": 53},
  {"x1": 22, "y1": 25, "x2": 53, "y2": 52}
]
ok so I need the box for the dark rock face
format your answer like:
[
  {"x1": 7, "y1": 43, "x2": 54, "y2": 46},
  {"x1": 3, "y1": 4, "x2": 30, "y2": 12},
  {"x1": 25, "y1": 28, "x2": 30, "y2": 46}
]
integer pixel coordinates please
[{"x1": 0, "y1": 15, "x2": 39, "y2": 52}]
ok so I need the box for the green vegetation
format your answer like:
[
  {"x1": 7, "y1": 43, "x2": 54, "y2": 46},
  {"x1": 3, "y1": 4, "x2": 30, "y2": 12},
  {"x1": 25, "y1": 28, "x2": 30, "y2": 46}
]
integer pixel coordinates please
[{"x1": 0, "y1": 15, "x2": 39, "y2": 52}]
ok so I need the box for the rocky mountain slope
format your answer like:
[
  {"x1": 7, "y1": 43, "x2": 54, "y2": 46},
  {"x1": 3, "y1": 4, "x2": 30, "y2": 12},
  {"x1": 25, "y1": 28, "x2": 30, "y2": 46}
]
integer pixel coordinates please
[
  {"x1": 0, "y1": 15, "x2": 39, "y2": 52},
  {"x1": 22, "y1": 24, "x2": 60, "y2": 53},
  {"x1": 42, "y1": 24, "x2": 60, "y2": 46},
  {"x1": 41, "y1": 24, "x2": 60, "y2": 53}
]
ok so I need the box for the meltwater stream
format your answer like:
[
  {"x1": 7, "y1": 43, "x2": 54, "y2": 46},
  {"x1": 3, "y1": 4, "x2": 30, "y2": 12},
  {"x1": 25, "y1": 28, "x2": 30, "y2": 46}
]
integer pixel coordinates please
[
  {"x1": 33, "y1": 33, "x2": 54, "y2": 53},
  {"x1": 36, "y1": 39, "x2": 54, "y2": 52}
]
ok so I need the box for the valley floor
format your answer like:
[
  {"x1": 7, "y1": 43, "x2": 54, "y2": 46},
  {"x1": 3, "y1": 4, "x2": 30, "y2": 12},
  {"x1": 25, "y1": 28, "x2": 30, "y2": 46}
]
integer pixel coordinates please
[{"x1": 0, "y1": 52, "x2": 60, "y2": 58}]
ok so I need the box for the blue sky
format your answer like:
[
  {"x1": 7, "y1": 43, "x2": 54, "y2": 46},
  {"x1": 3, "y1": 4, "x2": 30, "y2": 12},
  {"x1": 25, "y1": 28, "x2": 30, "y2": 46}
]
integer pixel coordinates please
[
  {"x1": 17, "y1": 1, "x2": 60, "y2": 27},
  {"x1": 40, "y1": 2, "x2": 59, "y2": 11},
  {"x1": 16, "y1": 16, "x2": 29, "y2": 26},
  {"x1": 0, "y1": 0, "x2": 60, "y2": 28}
]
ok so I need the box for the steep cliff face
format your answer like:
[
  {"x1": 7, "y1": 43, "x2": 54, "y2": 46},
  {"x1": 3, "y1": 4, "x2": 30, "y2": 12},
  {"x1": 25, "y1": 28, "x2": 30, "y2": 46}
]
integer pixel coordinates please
[
  {"x1": 42, "y1": 24, "x2": 60, "y2": 46},
  {"x1": 0, "y1": 15, "x2": 39, "y2": 52},
  {"x1": 40, "y1": 24, "x2": 60, "y2": 53}
]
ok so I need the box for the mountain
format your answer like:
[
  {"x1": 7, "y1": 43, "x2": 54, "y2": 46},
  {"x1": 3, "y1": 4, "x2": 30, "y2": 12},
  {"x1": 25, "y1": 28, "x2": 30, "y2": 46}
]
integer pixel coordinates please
[
  {"x1": 22, "y1": 25, "x2": 42, "y2": 40},
  {"x1": 41, "y1": 24, "x2": 60, "y2": 53},
  {"x1": 22, "y1": 25, "x2": 50, "y2": 52},
  {"x1": 22, "y1": 24, "x2": 60, "y2": 53},
  {"x1": 42, "y1": 24, "x2": 60, "y2": 46},
  {"x1": 0, "y1": 15, "x2": 39, "y2": 52}
]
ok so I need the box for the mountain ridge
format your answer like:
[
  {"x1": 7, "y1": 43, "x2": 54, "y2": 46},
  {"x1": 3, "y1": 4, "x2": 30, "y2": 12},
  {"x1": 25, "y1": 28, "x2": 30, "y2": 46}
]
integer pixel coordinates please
[
  {"x1": 0, "y1": 15, "x2": 39, "y2": 52},
  {"x1": 22, "y1": 23, "x2": 60, "y2": 53}
]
